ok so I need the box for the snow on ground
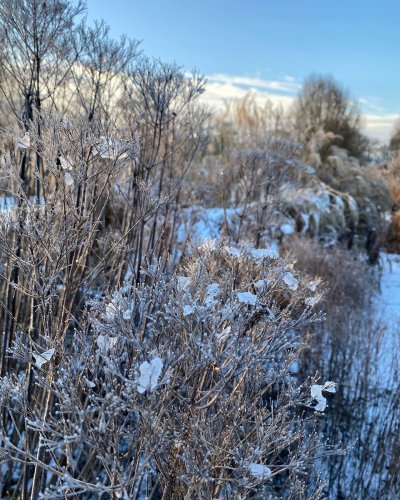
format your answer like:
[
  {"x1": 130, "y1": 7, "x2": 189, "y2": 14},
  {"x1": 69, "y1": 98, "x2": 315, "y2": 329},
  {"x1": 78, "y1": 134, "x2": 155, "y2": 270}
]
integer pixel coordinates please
[
  {"x1": 377, "y1": 253, "x2": 400, "y2": 318},
  {"x1": 374, "y1": 252, "x2": 400, "y2": 382},
  {"x1": 176, "y1": 207, "x2": 239, "y2": 244}
]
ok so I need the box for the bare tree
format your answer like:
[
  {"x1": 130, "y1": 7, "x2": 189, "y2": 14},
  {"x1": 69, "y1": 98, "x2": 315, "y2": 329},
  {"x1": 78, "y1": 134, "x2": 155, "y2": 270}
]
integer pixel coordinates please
[
  {"x1": 292, "y1": 74, "x2": 368, "y2": 159},
  {"x1": 70, "y1": 20, "x2": 140, "y2": 122},
  {"x1": 0, "y1": 0, "x2": 85, "y2": 124}
]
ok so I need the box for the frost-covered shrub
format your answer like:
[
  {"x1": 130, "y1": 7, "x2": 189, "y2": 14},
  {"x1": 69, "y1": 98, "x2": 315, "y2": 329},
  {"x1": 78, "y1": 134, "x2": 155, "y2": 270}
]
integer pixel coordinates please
[{"x1": 0, "y1": 241, "x2": 332, "y2": 498}]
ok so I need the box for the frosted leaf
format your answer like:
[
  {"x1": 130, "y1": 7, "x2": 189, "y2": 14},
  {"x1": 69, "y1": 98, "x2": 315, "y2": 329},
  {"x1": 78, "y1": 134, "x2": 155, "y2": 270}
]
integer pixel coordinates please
[
  {"x1": 97, "y1": 335, "x2": 118, "y2": 350},
  {"x1": 305, "y1": 295, "x2": 321, "y2": 307},
  {"x1": 98, "y1": 413, "x2": 106, "y2": 433},
  {"x1": 105, "y1": 302, "x2": 117, "y2": 321},
  {"x1": 310, "y1": 384, "x2": 322, "y2": 399},
  {"x1": 183, "y1": 305, "x2": 194, "y2": 316},
  {"x1": 237, "y1": 291, "x2": 257, "y2": 306},
  {"x1": 137, "y1": 357, "x2": 164, "y2": 394},
  {"x1": 307, "y1": 280, "x2": 320, "y2": 292},
  {"x1": 123, "y1": 309, "x2": 132, "y2": 320},
  {"x1": 33, "y1": 348, "x2": 55, "y2": 368},
  {"x1": 280, "y1": 223, "x2": 295, "y2": 235},
  {"x1": 64, "y1": 172, "x2": 74, "y2": 186},
  {"x1": 283, "y1": 272, "x2": 298, "y2": 291},
  {"x1": 311, "y1": 381, "x2": 336, "y2": 411},
  {"x1": 246, "y1": 463, "x2": 272, "y2": 479},
  {"x1": 16, "y1": 133, "x2": 30, "y2": 149},
  {"x1": 311, "y1": 385, "x2": 326, "y2": 411},
  {"x1": 59, "y1": 156, "x2": 73, "y2": 171},
  {"x1": 216, "y1": 325, "x2": 231, "y2": 344}
]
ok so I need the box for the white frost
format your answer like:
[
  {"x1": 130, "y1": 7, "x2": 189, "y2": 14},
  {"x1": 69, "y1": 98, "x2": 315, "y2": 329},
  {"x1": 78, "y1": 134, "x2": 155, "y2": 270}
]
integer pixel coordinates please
[
  {"x1": 237, "y1": 291, "x2": 257, "y2": 306},
  {"x1": 16, "y1": 133, "x2": 30, "y2": 149},
  {"x1": 59, "y1": 155, "x2": 73, "y2": 171},
  {"x1": 251, "y1": 247, "x2": 279, "y2": 260},
  {"x1": 94, "y1": 136, "x2": 129, "y2": 160},
  {"x1": 33, "y1": 348, "x2": 55, "y2": 368},
  {"x1": 254, "y1": 278, "x2": 271, "y2": 290},
  {"x1": 123, "y1": 309, "x2": 132, "y2": 320},
  {"x1": 216, "y1": 325, "x2": 231, "y2": 344},
  {"x1": 137, "y1": 357, "x2": 164, "y2": 394},
  {"x1": 205, "y1": 283, "x2": 220, "y2": 306},
  {"x1": 305, "y1": 295, "x2": 321, "y2": 307},
  {"x1": 97, "y1": 335, "x2": 118, "y2": 350},
  {"x1": 177, "y1": 276, "x2": 191, "y2": 290},
  {"x1": 307, "y1": 279, "x2": 320, "y2": 292}
]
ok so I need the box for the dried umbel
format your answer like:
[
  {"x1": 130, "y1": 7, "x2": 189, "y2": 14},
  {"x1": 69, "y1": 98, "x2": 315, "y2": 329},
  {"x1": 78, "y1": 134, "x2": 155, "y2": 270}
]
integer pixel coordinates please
[{"x1": 0, "y1": 241, "x2": 331, "y2": 498}]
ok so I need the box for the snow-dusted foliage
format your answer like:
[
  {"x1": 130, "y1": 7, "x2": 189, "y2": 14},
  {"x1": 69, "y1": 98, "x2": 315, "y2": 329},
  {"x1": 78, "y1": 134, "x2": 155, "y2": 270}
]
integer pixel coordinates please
[
  {"x1": 4, "y1": 2, "x2": 397, "y2": 497},
  {"x1": 0, "y1": 239, "x2": 331, "y2": 498}
]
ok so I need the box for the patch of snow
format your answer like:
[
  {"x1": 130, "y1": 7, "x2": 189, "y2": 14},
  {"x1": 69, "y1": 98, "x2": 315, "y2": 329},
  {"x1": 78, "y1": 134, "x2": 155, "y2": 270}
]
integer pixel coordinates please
[
  {"x1": 183, "y1": 305, "x2": 195, "y2": 316},
  {"x1": 246, "y1": 463, "x2": 272, "y2": 479},
  {"x1": 311, "y1": 381, "x2": 336, "y2": 412},
  {"x1": 225, "y1": 246, "x2": 242, "y2": 257},
  {"x1": 137, "y1": 357, "x2": 164, "y2": 394},
  {"x1": 280, "y1": 223, "x2": 295, "y2": 235},
  {"x1": 199, "y1": 238, "x2": 218, "y2": 251},
  {"x1": 237, "y1": 291, "x2": 257, "y2": 306},
  {"x1": 283, "y1": 272, "x2": 298, "y2": 291},
  {"x1": 64, "y1": 172, "x2": 74, "y2": 186},
  {"x1": 205, "y1": 283, "x2": 220, "y2": 307}
]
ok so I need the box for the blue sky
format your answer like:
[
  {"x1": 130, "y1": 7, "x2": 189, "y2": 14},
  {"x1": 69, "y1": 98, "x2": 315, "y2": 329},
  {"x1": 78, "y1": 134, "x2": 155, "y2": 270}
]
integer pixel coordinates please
[{"x1": 86, "y1": 0, "x2": 400, "y2": 140}]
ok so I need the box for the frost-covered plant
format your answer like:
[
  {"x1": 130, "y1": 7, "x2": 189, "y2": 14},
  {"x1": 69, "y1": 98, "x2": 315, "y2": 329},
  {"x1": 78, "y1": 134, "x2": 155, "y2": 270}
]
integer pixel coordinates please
[
  {"x1": 0, "y1": 51, "x2": 207, "y2": 497},
  {"x1": 0, "y1": 240, "x2": 333, "y2": 498}
]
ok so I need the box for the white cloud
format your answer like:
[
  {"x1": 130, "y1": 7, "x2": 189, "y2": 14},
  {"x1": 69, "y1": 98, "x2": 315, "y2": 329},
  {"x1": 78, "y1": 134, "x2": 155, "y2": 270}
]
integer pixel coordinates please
[
  {"x1": 363, "y1": 113, "x2": 399, "y2": 141},
  {"x1": 200, "y1": 81, "x2": 295, "y2": 111},
  {"x1": 359, "y1": 97, "x2": 385, "y2": 114},
  {"x1": 206, "y1": 73, "x2": 301, "y2": 93},
  {"x1": 200, "y1": 74, "x2": 298, "y2": 112}
]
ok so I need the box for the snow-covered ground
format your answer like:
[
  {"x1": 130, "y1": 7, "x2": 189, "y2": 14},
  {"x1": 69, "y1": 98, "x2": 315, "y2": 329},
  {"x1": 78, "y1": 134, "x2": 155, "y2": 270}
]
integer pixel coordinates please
[
  {"x1": 323, "y1": 253, "x2": 400, "y2": 498},
  {"x1": 377, "y1": 252, "x2": 400, "y2": 320},
  {"x1": 374, "y1": 252, "x2": 400, "y2": 383}
]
